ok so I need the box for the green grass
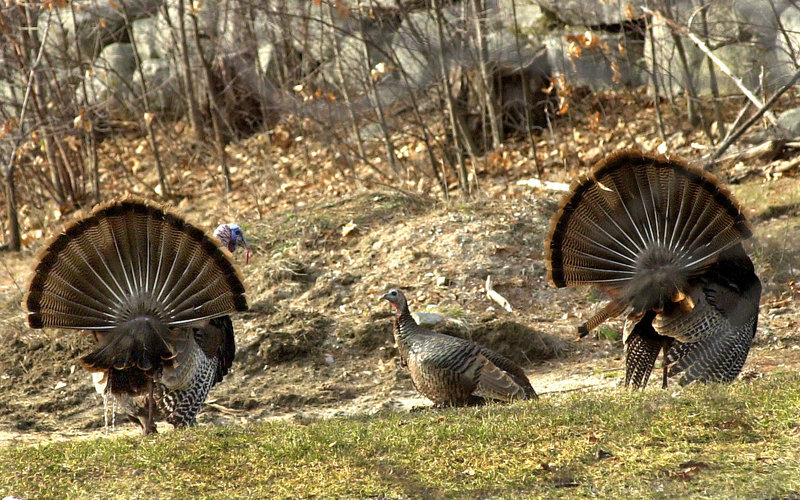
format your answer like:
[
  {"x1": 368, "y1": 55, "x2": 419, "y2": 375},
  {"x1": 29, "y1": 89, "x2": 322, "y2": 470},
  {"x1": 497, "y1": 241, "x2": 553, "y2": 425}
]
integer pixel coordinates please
[{"x1": 3, "y1": 374, "x2": 800, "y2": 499}]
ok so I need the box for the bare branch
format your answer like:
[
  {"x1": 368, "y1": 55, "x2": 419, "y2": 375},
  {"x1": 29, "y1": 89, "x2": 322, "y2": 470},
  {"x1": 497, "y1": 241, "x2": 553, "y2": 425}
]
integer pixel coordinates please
[
  {"x1": 642, "y1": 6, "x2": 778, "y2": 126},
  {"x1": 707, "y1": 68, "x2": 800, "y2": 167}
]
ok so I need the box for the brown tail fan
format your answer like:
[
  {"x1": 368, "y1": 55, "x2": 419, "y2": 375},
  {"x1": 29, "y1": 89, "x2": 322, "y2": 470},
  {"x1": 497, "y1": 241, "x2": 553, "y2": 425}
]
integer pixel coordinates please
[
  {"x1": 545, "y1": 150, "x2": 761, "y2": 389},
  {"x1": 25, "y1": 197, "x2": 248, "y2": 377},
  {"x1": 545, "y1": 149, "x2": 751, "y2": 326}
]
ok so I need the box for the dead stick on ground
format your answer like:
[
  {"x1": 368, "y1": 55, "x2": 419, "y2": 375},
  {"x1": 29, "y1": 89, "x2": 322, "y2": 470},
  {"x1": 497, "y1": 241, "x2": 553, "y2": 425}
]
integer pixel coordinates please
[
  {"x1": 708, "y1": 68, "x2": 800, "y2": 166},
  {"x1": 486, "y1": 275, "x2": 513, "y2": 312},
  {"x1": 642, "y1": 6, "x2": 778, "y2": 126}
]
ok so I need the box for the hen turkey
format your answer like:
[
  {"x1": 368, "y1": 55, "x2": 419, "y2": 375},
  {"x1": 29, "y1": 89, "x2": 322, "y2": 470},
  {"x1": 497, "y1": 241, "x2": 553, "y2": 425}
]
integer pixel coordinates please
[
  {"x1": 544, "y1": 150, "x2": 761, "y2": 388},
  {"x1": 25, "y1": 198, "x2": 248, "y2": 433},
  {"x1": 382, "y1": 289, "x2": 536, "y2": 406}
]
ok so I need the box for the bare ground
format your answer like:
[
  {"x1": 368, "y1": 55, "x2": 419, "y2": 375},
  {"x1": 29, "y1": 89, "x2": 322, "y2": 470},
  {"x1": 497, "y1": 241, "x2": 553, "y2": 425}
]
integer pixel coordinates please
[{"x1": 1, "y1": 171, "x2": 799, "y2": 446}]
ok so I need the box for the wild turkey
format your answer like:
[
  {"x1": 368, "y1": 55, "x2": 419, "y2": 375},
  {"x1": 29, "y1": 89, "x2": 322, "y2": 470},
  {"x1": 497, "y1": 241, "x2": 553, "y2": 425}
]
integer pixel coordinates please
[
  {"x1": 545, "y1": 149, "x2": 761, "y2": 388},
  {"x1": 381, "y1": 289, "x2": 536, "y2": 406},
  {"x1": 214, "y1": 223, "x2": 250, "y2": 263},
  {"x1": 25, "y1": 197, "x2": 248, "y2": 434}
]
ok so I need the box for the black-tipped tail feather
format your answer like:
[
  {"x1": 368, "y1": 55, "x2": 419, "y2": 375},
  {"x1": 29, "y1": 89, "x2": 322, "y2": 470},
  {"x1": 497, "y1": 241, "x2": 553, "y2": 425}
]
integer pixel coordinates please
[
  {"x1": 25, "y1": 197, "x2": 248, "y2": 332},
  {"x1": 546, "y1": 149, "x2": 752, "y2": 322}
]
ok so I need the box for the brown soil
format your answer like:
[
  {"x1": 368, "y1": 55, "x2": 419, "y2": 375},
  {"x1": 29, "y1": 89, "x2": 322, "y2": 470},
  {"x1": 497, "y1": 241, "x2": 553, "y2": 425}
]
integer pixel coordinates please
[{"x1": 2, "y1": 177, "x2": 799, "y2": 446}]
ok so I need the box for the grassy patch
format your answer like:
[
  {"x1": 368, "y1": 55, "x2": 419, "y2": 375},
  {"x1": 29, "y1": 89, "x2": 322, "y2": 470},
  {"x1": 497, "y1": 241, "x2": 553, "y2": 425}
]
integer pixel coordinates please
[{"x1": 3, "y1": 375, "x2": 800, "y2": 499}]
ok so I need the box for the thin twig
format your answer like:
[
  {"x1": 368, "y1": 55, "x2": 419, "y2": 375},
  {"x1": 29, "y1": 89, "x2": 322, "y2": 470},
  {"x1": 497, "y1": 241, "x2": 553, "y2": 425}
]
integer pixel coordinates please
[
  {"x1": 0, "y1": 258, "x2": 23, "y2": 295},
  {"x1": 643, "y1": 6, "x2": 778, "y2": 126},
  {"x1": 537, "y1": 383, "x2": 608, "y2": 395},
  {"x1": 707, "y1": 68, "x2": 800, "y2": 167}
]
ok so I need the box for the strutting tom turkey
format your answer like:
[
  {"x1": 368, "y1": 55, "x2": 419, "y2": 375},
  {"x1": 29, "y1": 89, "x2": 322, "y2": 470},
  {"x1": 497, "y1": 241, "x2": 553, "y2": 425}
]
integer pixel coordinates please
[
  {"x1": 382, "y1": 289, "x2": 536, "y2": 406},
  {"x1": 545, "y1": 150, "x2": 761, "y2": 388},
  {"x1": 25, "y1": 197, "x2": 248, "y2": 434}
]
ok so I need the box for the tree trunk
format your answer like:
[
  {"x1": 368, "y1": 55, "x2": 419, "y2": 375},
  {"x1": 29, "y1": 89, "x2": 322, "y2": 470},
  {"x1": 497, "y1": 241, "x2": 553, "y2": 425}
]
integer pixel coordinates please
[
  {"x1": 176, "y1": 0, "x2": 204, "y2": 140},
  {"x1": 4, "y1": 166, "x2": 21, "y2": 251}
]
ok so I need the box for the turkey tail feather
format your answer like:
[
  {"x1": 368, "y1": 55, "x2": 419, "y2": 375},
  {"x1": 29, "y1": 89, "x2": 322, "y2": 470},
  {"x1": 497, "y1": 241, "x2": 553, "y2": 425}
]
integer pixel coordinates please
[
  {"x1": 545, "y1": 149, "x2": 751, "y2": 319},
  {"x1": 25, "y1": 197, "x2": 248, "y2": 331}
]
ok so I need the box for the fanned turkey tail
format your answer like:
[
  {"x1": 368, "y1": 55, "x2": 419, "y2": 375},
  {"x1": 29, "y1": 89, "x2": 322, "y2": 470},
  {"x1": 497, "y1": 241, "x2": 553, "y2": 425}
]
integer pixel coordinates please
[
  {"x1": 25, "y1": 197, "x2": 248, "y2": 393},
  {"x1": 545, "y1": 149, "x2": 752, "y2": 333},
  {"x1": 545, "y1": 150, "x2": 760, "y2": 388}
]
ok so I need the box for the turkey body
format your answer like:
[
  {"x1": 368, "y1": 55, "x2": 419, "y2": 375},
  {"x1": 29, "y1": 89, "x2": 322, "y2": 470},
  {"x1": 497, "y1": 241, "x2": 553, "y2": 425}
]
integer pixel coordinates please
[
  {"x1": 25, "y1": 198, "x2": 248, "y2": 433},
  {"x1": 545, "y1": 150, "x2": 761, "y2": 388},
  {"x1": 382, "y1": 289, "x2": 536, "y2": 406}
]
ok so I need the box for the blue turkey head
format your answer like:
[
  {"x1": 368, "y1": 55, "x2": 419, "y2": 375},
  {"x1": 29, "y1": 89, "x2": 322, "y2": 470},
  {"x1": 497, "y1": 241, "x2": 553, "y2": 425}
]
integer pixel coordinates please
[{"x1": 214, "y1": 223, "x2": 250, "y2": 263}]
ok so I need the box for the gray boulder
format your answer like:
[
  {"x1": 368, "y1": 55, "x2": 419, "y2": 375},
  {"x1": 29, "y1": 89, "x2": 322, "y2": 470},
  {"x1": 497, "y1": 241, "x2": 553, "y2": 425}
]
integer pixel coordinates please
[
  {"x1": 84, "y1": 43, "x2": 137, "y2": 119},
  {"x1": 777, "y1": 107, "x2": 800, "y2": 137},
  {"x1": 132, "y1": 17, "x2": 161, "y2": 59},
  {"x1": 132, "y1": 58, "x2": 182, "y2": 117},
  {"x1": 773, "y1": 5, "x2": 800, "y2": 88},
  {"x1": 646, "y1": 12, "x2": 778, "y2": 97},
  {"x1": 392, "y1": 6, "x2": 466, "y2": 89},
  {"x1": 492, "y1": 0, "x2": 547, "y2": 37},
  {"x1": 154, "y1": 0, "x2": 219, "y2": 62},
  {"x1": 644, "y1": 0, "x2": 798, "y2": 95},
  {"x1": 546, "y1": 31, "x2": 645, "y2": 90},
  {"x1": 533, "y1": 0, "x2": 640, "y2": 26},
  {"x1": 41, "y1": 0, "x2": 161, "y2": 64}
]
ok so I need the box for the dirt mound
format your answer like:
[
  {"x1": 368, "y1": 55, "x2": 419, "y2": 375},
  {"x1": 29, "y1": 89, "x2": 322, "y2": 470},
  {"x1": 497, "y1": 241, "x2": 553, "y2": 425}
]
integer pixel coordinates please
[
  {"x1": 0, "y1": 329, "x2": 100, "y2": 432},
  {"x1": 237, "y1": 309, "x2": 334, "y2": 369}
]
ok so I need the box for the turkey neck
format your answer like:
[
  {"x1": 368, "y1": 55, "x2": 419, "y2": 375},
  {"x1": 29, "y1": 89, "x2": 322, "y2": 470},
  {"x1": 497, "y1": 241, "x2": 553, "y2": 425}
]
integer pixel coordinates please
[{"x1": 393, "y1": 304, "x2": 419, "y2": 356}]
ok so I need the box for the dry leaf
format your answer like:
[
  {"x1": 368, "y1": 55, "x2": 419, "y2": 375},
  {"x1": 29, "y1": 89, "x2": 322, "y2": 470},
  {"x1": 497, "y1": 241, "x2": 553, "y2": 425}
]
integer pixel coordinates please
[
  {"x1": 370, "y1": 61, "x2": 387, "y2": 81},
  {"x1": 73, "y1": 110, "x2": 85, "y2": 129},
  {"x1": 581, "y1": 30, "x2": 600, "y2": 49},
  {"x1": 567, "y1": 41, "x2": 582, "y2": 59},
  {"x1": 588, "y1": 111, "x2": 602, "y2": 131},
  {"x1": 341, "y1": 220, "x2": 357, "y2": 237},
  {"x1": 0, "y1": 119, "x2": 16, "y2": 139},
  {"x1": 610, "y1": 60, "x2": 622, "y2": 83},
  {"x1": 334, "y1": 0, "x2": 349, "y2": 18},
  {"x1": 557, "y1": 96, "x2": 569, "y2": 115}
]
